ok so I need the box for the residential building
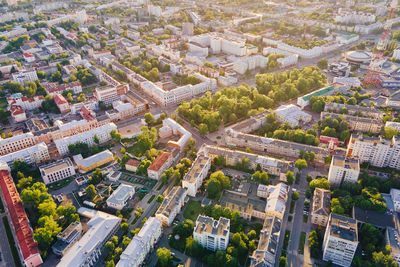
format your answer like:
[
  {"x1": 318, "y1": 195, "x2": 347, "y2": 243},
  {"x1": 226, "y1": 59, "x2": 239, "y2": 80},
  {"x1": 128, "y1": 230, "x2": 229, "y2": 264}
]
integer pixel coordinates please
[
  {"x1": 346, "y1": 134, "x2": 400, "y2": 170},
  {"x1": 263, "y1": 183, "x2": 289, "y2": 220},
  {"x1": 0, "y1": 132, "x2": 35, "y2": 156},
  {"x1": 43, "y1": 81, "x2": 82, "y2": 95},
  {"x1": 182, "y1": 154, "x2": 211, "y2": 197},
  {"x1": 156, "y1": 186, "x2": 187, "y2": 226},
  {"x1": 54, "y1": 94, "x2": 71, "y2": 113},
  {"x1": 7, "y1": 95, "x2": 44, "y2": 111},
  {"x1": 125, "y1": 159, "x2": 140, "y2": 173},
  {"x1": 386, "y1": 121, "x2": 400, "y2": 132},
  {"x1": 57, "y1": 208, "x2": 121, "y2": 267},
  {"x1": 0, "y1": 142, "x2": 50, "y2": 165},
  {"x1": 10, "y1": 105, "x2": 26, "y2": 122},
  {"x1": 54, "y1": 123, "x2": 117, "y2": 155},
  {"x1": 73, "y1": 150, "x2": 114, "y2": 173},
  {"x1": 0, "y1": 162, "x2": 43, "y2": 266},
  {"x1": 12, "y1": 70, "x2": 38, "y2": 84},
  {"x1": 324, "y1": 102, "x2": 382, "y2": 119},
  {"x1": 182, "y1": 22, "x2": 194, "y2": 36},
  {"x1": 263, "y1": 47, "x2": 298, "y2": 68},
  {"x1": 250, "y1": 216, "x2": 282, "y2": 267},
  {"x1": 189, "y1": 33, "x2": 247, "y2": 56},
  {"x1": 391, "y1": 188, "x2": 400, "y2": 212},
  {"x1": 147, "y1": 152, "x2": 173, "y2": 180},
  {"x1": 275, "y1": 104, "x2": 312, "y2": 127},
  {"x1": 39, "y1": 158, "x2": 76, "y2": 184},
  {"x1": 52, "y1": 222, "x2": 82, "y2": 256},
  {"x1": 94, "y1": 84, "x2": 128, "y2": 106},
  {"x1": 193, "y1": 215, "x2": 230, "y2": 251},
  {"x1": 224, "y1": 129, "x2": 330, "y2": 164},
  {"x1": 311, "y1": 188, "x2": 331, "y2": 227},
  {"x1": 322, "y1": 214, "x2": 358, "y2": 267},
  {"x1": 106, "y1": 184, "x2": 135, "y2": 210},
  {"x1": 328, "y1": 156, "x2": 360, "y2": 187},
  {"x1": 116, "y1": 217, "x2": 162, "y2": 267},
  {"x1": 233, "y1": 55, "x2": 268, "y2": 75},
  {"x1": 201, "y1": 145, "x2": 292, "y2": 177},
  {"x1": 159, "y1": 118, "x2": 192, "y2": 151},
  {"x1": 321, "y1": 112, "x2": 383, "y2": 134}
]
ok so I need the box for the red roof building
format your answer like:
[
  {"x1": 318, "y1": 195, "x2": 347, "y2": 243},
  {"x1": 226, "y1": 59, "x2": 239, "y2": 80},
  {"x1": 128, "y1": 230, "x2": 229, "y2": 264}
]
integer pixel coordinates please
[
  {"x1": 147, "y1": 152, "x2": 172, "y2": 180},
  {"x1": 319, "y1": 135, "x2": 339, "y2": 150},
  {"x1": 54, "y1": 94, "x2": 70, "y2": 113},
  {"x1": 0, "y1": 164, "x2": 43, "y2": 266}
]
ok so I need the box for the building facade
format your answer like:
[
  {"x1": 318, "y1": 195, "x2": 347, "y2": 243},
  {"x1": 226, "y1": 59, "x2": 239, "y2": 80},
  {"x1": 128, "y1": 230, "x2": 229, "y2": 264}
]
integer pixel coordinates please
[
  {"x1": 182, "y1": 155, "x2": 211, "y2": 197},
  {"x1": 328, "y1": 156, "x2": 360, "y2": 187},
  {"x1": 311, "y1": 188, "x2": 331, "y2": 227},
  {"x1": 156, "y1": 186, "x2": 187, "y2": 226},
  {"x1": 39, "y1": 158, "x2": 76, "y2": 184},
  {"x1": 193, "y1": 215, "x2": 230, "y2": 252}
]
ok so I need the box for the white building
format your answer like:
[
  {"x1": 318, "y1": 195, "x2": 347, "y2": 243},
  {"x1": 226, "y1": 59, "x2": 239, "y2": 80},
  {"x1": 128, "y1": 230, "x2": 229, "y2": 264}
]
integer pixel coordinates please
[
  {"x1": 7, "y1": 95, "x2": 44, "y2": 111},
  {"x1": 393, "y1": 48, "x2": 400, "y2": 61},
  {"x1": 156, "y1": 186, "x2": 187, "y2": 226},
  {"x1": 106, "y1": 184, "x2": 135, "y2": 210},
  {"x1": 335, "y1": 9, "x2": 375, "y2": 25},
  {"x1": 311, "y1": 188, "x2": 331, "y2": 227},
  {"x1": 193, "y1": 215, "x2": 230, "y2": 252},
  {"x1": 322, "y1": 214, "x2": 358, "y2": 267},
  {"x1": 12, "y1": 70, "x2": 38, "y2": 84},
  {"x1": 346, "y1": 134, "x2": 400, "y2": 170},
  {"x1": 233, "y1": 55, "x2": 268, "y2": 75},
  {"x1": 182, "y1": 155, "x2": 211, "y2": 197},
  {"x1": 159, "y1": 118, "x2": 192, "y2": 151},
  {"x1": 116, "y1": 217, "x2": 162, "y2": 267},
  {"x1": 328, "y1": 156, "x2": 360, "y2": 187},
  {"x1": 57, "y1": 208, "x2": 121, "y2": 267},
  {"x1": 390, "y1": 188, "x2": 400, "y2": 213},
  {"x1": 189, "y1": 33, "x2": 247, "y2": 56},
  {"x1": 333, "y1": 77, "x2": 361, "y2": 87},
  {"x1": 263, "y1": 47, "x2": 298, "y2": 68},
  {"x1": 73, "y1": 150, "x2": 114, "y2": 173},
  {"x1": 0, "y1": 132, "x2": 35, "y2": 156},
  {"x1": 39, "y1": 158, "x2": 76, "y2": 185},
  {"x1": 385, "y1": 121, "x2": 400, "y2": 132},
  {"x1": 274, "y1": 104, "x2": 312, "y2": 127},
  {"x1": 0, "y1": 142, "x2": 49, "y2": 166},
  {"x1": 54, "y1": 123, "x2": 117, "y2": 155},
  {"x1": 147, "y1": 151, "x2": 173, "y2": 180}
]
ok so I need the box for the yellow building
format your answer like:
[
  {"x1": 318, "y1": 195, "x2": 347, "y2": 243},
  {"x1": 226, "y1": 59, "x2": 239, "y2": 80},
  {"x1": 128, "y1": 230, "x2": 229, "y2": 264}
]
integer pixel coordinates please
[{"x1": 73, "y1": 150, "x2": 114, "y2": 173}]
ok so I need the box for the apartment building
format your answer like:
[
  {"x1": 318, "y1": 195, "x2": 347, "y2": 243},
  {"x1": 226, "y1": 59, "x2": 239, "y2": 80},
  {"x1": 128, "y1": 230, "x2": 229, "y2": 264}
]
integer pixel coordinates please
[
  {"x1": 263, "y1": 47, "x2": 298, "y2": 68},
  {"x1": 182, "y1": 155, "x2": 211, "y2": 197},
  {"x1": 147, "y1": 152, "x2": 173, "y2": 180},
  {"x1": 39, "y1": 158, "x2": 76, "y2": 184},
  {"x1": 224, "y1": 129, "x2": 330, "y2": 164},
  {"x1": 7, "y1": 95, "x2": 44, "y2": 111},
  {"x1": 52, "y1": 222, "x2": 82, "y2": 256},
  {"x1": 189, "y1": 33, "x2": 247, "y2": 56},
  {"x1": 346, "y1": 134, "x2": 400, "y2": 170},
  {"x1": 386, "y1": 121, "x2": 400, "y2": 132},
  {"x1": 335, "y1": 9, "x2": 375, "y2": 24},
  {"x1": 193, "y1": 215, "x2": 230, "y2": 252},
  {"x1": 73, "y1": 150, "x2": 114, "y2": 173},
  {"x1": 159, "y1": 118, "x2": 192, "y2": 151},
  {"x1": 106, "y1": 184, "x2": 135, "y2": 210},
  {"x1": 10, "y1": 105, "x2": 26, "y2": 122},
  {"x1": 54, "y1": 94, "x2": 71, "y2": 113},
  {"x1": 43, "y1": 81, "x2": 82, "y2": 95},
  {"x1": 0, "y1": 132, "x2": 35, "y2": 156},
  {"x1": 263, "y1": 183, "x2": 290, "y2": 220},
  {"x1": 54, "y1": 123, "x2": 117, "y2": 155},
  {"x1": 0, "y1": 163, "x2": 43, "y2": 267},
  {"x1": 201, "y1": 145, "x2": 292, "y2": 177},
  {"x1": 233, "y1": 55, "x2": 268, "y2": 75},
  {"x1": 156, "y1": 186, "x2": 187, "y2": 226},
  {"x1": 57, "y1": 208, "x2": 121, "y2": 267},
  {"x1": 321, "y1": 112, "x2": 383, "y2": 134},
  {"x1": 94, "y1": 84, "x2": 128, "y2": 106},
  {"x1": 324, "y1": 102, "x2": 382, "y2": 119},
  {"x1": 275, "y1": 104, "x2": 312, "y2": 127},
  {"x1": 311, "y1": 188, "x2": 331, "y2": 227},
  {"x1": 12, "y1": 70, "x2": 38, "y2": 84},
  {"x1": 322, "y1": 214, "x2": 358, "y2": 267},
  {"x1": 328, "y1": 156, "x2": 360, "y2": 187},
  {"x1": 391, "y1": 188, "x2": 400, "y2": 212},
  {"x1": 0, "y1": 142, "x2": 50, "y2": 165},
  {"x1": 250, "y1": 216, "x2": 283, "y2": 267},
  {"x1": 117, "y1": 217, "x2": 162, "y2": 267},
  {"x1": 139, "y1": 73, "x2": 216, "y2": 107}
]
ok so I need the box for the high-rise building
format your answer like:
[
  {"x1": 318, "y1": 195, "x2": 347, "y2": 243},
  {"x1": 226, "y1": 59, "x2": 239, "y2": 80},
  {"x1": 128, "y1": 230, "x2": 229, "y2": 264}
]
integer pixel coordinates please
[
  {"x1": 322, "y1": 214, "x2": 358, "y2": 267},
  {"x1": 327, "y1": 156, "x2": 360, "y2": 187},
  {"x1": 193, "y1": 215, "x2": 230, "y2": 252}
]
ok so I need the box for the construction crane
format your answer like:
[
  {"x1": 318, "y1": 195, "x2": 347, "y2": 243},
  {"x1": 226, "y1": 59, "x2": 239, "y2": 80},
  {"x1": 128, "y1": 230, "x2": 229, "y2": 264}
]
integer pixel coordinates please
[{"x1": 362, "y1": 0, "x2": 397, "y2": 87}]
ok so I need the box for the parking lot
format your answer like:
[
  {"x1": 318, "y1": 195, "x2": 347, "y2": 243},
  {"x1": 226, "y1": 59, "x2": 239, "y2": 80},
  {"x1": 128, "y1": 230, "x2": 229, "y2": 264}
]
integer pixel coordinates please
[{"x1": 119, "y1": 172, "x2": 157, "y2": 189}]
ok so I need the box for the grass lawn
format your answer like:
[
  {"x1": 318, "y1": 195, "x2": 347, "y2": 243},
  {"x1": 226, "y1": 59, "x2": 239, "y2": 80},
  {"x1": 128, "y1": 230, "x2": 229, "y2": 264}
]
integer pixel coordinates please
[
  {"x1": 47, "y1": 177, "x2": 74, "y2": 191},
  {"x1": 283, "y1": 230, "x2": 290, "y2": 250},
  {"x1": 289, "y1": 200, "x2": 295, "y2": 214},
  {"x1": 147, "y1": 194, "x2": 155, "y2": 204},
  {"x1": 298, "y1": 231, "x2": 306, "y2": 255},
  {"x1": 183, "y1": 200, "x2": 202, "y2": 221},
  {"x1": 126, "y1": 142, "x2": 147, "y2": 157}
]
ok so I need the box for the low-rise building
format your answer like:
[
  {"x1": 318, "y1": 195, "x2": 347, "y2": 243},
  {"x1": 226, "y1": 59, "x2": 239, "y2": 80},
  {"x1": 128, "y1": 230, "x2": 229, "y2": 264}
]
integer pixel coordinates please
[
  {"x1": 147, "y1": 152, "x2": 172, "y2": 180},
  {"x1": 182, "y1": 154, "x2": 211, "y2": 197},
  {"x1": 275, "y1": 104, "x2": 312, "y2": 127},
  {"x1": 54, "y1": 94, "x2": 70, "y2": 113},
  {"x1": 156, "y1": 186, "x2": 187, "y2": 226},
  {"x1": 328, "y1": 156, "x2": 360, "y2": 187},
  {"x1": 0, "y1": 132, "x2": 35, "y2": 156},
  {"x1": 52, "y1": 222, "x2": 82, "y2": 256},
  {"x1": 116, "y1": 217, "x2": 162, "y2": 267},
  {"x1": 73, "y1": 150, "x2": 114, "y2": 173},
  {"x1": 43, "y1": 81, "x2": 82, "y2": 95},
  {"x1": 321, "y1": 112, "x2": 383, "y2": 134},
  {"x1": 159, "y1": 118, "x2": 192, "y2": 151},
  {"x1": 322, "y1": 214, "x2": 358, "y2": 267},
  {"x1": 390, "y1": 188, "x2": 400, "y2": 213},
  {"x1": 324, "y1": 102, "x2": 382, "y2": 119},
  {"x1": 0, "y1": 142, "x2": 50, "y2": 165},
  {"x1": 125, "y1": 159, "x2": 140, "y2": 172},
  {"x1": 106, "y1": 184, "x2": 135, "y2": 210},
  {"x1": 311, "y1": 188, "x2": 331, "y2": 227},
  {"x1": 193, "y1": 215, "x2": 230, "y2": 252},
  {"x1": 297, "y1": 86, "x2": 336, "y2": 109},
  {"x1": 57, "y1": 208, "x2": 121, "y2": 267},
  {"x1": 39, "y1": 158, "x2": 76, "y2": 184},
  {"x1": 12, "y1": 70, "x2": 38, "y2": 84}
]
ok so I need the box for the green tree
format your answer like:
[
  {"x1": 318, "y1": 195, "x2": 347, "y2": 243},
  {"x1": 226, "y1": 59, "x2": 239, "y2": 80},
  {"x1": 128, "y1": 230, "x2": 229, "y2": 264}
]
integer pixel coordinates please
[
  {"x1": 121, "y1": 222, "x2": 129, "y2": 234},
  {"x1": 295, "y1": 159, "x2": 308, "y2": 172},
  {"x1": 144, "y1": 113, "x2": 155, "y2": 125},
  {"x1": 122, "y1": 236, "x2": 131, "y2": 248},
  {"x1": 90, "y1": 168, "x2": 105, "y2": 185},
  {"x1": 384, "y1": 126, "x2": 398, "y2": 139},
  {"x1": 156, "y1": 247, "x2": 172, "y2": 267},
  {"x1": 279, "y1": 256, "x2": 288, "y2": 267},
  {"x1": 110, "y1": 129, "x2": 122, "y2": 142},
  {"x1": 106, "y1": 260, "x2": 115, "y2": 267},
  {"x1": 156, "y1": 195, "x2": 164, "y2": 203},
  {"x1": 317, "y1": 59, "x2": 328, "y2": 69},
  {"x1": 199, "y1": 123, "x2": 209, "y2": 135},
  {"x1": 286, "y1": 171, "x2": 294, "y2": 185},
  {"x1": 85, "y1": 184, "x2": 97, "y2": 199},
  {"x1": 292, "y1": 191, "x2": 299, "y2": 201},
  {"x1": 309, "y1": 178, "x2": 330, "y2": 191}
]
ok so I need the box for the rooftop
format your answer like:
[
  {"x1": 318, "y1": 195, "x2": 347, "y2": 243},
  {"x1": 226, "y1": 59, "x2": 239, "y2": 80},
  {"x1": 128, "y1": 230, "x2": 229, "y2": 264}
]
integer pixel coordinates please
[
  {"x1": 328, "y1": 213, "x2": 358, "y2": 242},
  {"x1": 183, "y1": 155, "x2": 210, "y2": 184},
  {"x1": 352, "y1": 206, "x2": 395, "y2": 228},
  {"x1": 107, "y1": 184, "x2": 135, "y2": 206},
  {"x1": 312, "y1": 188, "x2": 331, "y2": 216},
  {"x1": 194, "y1": 215, "x2": 230, "y2": 237},
  {"x1": 73, "y1": 150, "x2": 113, "y2": 168},
  {"x1": 156, "y1": 186, "x2": 186, "y2": 218},
  {"x1": 331, "y1": 155, "x2": 360, "y2": 172},
  {"x1": 39, "y1": 158, "x2": 74, "y2": 177},
  {"x1": 147, "y1": 152, "x2": 171, "y2": 172},
  {"x1": 301, "y1": 86, "x2": 334, "y2": 102}
]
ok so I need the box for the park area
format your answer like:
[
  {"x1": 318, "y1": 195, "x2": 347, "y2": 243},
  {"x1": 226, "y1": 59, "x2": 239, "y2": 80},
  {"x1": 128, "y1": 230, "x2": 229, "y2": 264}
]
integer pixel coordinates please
[{"x1": 183, "y1": 200, "x2": 203, "y2": 221}]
